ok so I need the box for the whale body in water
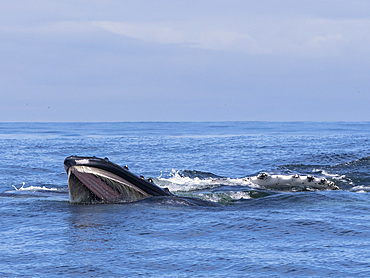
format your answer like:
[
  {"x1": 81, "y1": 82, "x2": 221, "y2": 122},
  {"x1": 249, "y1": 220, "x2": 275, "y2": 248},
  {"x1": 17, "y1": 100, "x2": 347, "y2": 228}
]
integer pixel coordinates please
[{"x1": 64, "y1": 156, "x2": 339, "y2": 204}]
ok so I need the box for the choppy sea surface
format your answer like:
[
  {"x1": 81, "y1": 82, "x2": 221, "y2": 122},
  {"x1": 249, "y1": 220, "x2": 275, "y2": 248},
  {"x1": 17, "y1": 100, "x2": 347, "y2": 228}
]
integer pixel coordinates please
[{"x1": 0, "y1": 122, "x2": 369, "y2": 277}]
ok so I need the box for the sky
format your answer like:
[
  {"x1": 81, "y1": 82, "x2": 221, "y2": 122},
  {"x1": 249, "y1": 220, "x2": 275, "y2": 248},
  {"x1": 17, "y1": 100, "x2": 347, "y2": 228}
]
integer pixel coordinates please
[{"x1": 0, "y1": 0, "x2": 369, "y2": 122}]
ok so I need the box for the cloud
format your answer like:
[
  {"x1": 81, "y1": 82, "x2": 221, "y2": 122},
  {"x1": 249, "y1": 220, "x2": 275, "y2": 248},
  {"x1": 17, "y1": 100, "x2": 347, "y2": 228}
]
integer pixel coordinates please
[
  {"x1": 92, "y1": 16, "x2": 370, "y2": 57},
  {"x1": 309, "y1": 34, "x2": 347, "y2": 47},
  {"x1": 93, "y1": 22, "x2": 183, "y2": 44},
  {"x1": 93, "y1": 21, "x2": 269, "y2": 54}
]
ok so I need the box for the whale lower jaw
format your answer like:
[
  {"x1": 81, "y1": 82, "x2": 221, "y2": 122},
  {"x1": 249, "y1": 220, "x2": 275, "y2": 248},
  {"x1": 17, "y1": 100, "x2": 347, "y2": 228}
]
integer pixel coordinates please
[
  {"x1": 246, "y1": 173, "x2": 339, "y2": 191},
  {"x1": 68, "y1": 165, "x2": 151, "y2": 203}
]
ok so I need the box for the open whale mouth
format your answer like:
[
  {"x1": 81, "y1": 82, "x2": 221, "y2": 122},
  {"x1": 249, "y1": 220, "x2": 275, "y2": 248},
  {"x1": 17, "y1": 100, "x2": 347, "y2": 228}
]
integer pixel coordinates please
[
  {"x1": 67, "y1": 165, "x2": 151, "y2": 203},
  {"x1": 64, "y1": 156, "x2": 172, "y2": 203}
]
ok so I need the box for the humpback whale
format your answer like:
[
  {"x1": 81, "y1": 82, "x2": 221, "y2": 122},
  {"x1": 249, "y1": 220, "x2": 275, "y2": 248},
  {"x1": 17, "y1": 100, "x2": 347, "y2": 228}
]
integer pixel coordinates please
[
  {"x1": 64, "y1": 156, "x2": 339, "y2": 204},
  {"x1": 64, "y1": 156, "x2": 172, "y2": 203}
]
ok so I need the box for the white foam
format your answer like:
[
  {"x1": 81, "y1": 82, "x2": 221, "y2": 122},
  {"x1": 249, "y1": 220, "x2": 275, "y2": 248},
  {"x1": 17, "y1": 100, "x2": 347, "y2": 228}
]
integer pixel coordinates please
[
  {"x1": 350, "y1": 185, "x2": 370, "y2": 193},
  {"x1": 198, "y1": 191, "x2": 252, "y2": 203},
  {"x1": 156, "y1": 169, "x2": 252, "y2": 192},
  {"x1": 312, "y1": 168, "x2": 344, "y2": 178},
  {"x1": 312, "y1": 169, "x2": 350, "y2": 184},
  {"x1": 12, "y1": 182, "x2": 59, "y2": 192},
  {"x1": 227, "y1": 191, "x2": 252, "y2": 200}
]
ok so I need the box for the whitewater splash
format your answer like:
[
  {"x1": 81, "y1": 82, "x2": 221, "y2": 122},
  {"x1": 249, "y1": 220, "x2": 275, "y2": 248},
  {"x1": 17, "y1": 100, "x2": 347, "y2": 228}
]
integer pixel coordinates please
[
  {"x1": 12, "y1": 182, "x2": 59, "y2": 192},
  {"x1": 350, "y1": 186, "x2": 370, "y2": 193},
  {"x1": 156, "y1": 169, "x2": 249, "y2": 192}
]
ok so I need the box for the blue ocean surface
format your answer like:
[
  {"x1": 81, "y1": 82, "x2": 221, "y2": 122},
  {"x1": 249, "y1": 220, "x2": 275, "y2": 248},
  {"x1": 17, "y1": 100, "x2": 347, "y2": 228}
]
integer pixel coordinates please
[{"x1": 0, "y1": 122, "x2": 369, "y2": 277}]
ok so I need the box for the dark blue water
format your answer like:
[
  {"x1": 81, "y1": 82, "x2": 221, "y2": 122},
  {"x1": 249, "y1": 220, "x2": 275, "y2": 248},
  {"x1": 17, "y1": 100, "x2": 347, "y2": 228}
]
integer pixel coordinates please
[{"x1": 0, "y1": 122, "x2": 369, "y2": 277}]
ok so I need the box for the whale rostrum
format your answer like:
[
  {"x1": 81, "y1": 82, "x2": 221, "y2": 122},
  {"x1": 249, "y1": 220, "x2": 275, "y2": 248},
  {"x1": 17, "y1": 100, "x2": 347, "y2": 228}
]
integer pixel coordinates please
[{"x1": 245, "y1": 172, "x2": 339, "y2": 191}]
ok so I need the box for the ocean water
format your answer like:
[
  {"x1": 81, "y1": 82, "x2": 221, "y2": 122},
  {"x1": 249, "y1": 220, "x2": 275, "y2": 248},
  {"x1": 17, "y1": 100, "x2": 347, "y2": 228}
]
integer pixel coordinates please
[{"x1": 0, "y1": 122, "x2": 369, "y2": 277}]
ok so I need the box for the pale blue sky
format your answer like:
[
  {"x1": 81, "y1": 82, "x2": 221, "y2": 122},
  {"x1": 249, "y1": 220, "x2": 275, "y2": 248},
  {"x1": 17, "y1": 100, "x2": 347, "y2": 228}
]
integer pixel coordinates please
[{"x1": 1, "y1": 0, "x2": 369, "y2": 121}]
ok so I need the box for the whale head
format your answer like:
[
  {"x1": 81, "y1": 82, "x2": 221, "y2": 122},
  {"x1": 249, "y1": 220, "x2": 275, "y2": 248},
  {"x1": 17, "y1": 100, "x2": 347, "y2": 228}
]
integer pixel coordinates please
[{"x1": 64, "y1": 156, "x2": 171, "y2": 203}]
